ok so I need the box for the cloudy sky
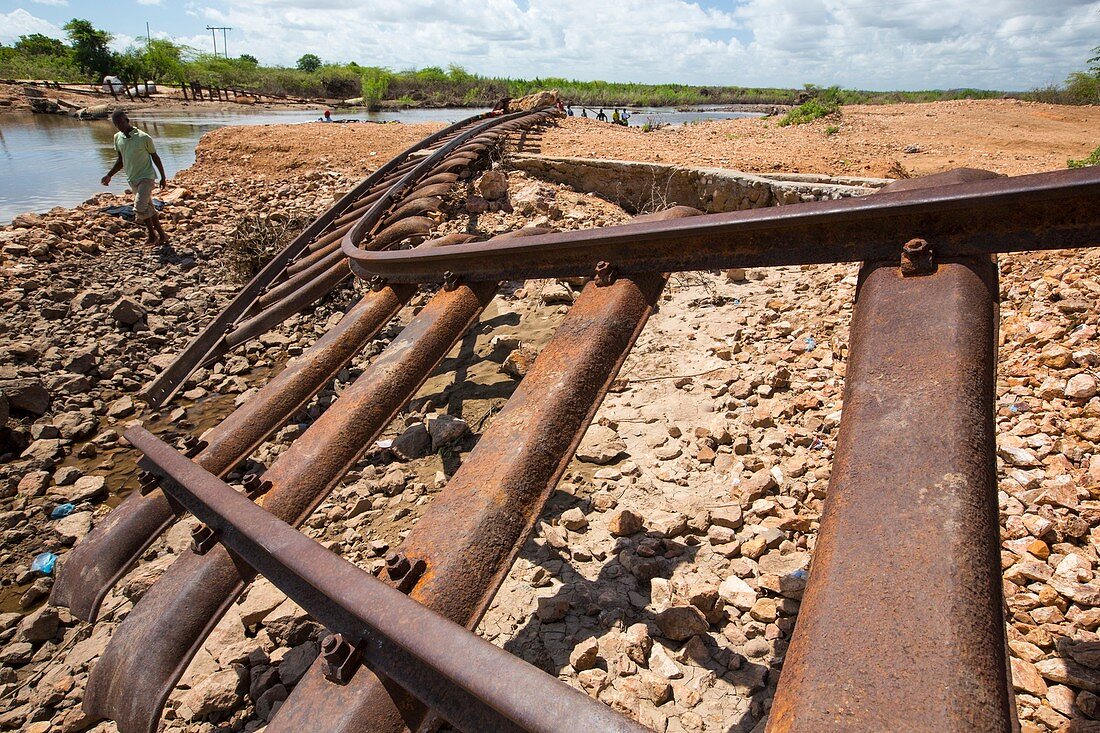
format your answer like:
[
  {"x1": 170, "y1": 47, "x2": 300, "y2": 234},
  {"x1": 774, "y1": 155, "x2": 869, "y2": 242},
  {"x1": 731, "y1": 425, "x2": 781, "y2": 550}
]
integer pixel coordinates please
[{"x1": 2, "y1": 0, "x2": 1099, "y2": 90}]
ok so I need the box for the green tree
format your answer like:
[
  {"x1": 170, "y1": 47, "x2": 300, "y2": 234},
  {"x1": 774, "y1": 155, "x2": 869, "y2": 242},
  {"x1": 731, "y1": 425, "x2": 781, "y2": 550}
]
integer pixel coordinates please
[
  {"x1": 359, "y1": 66, "x2": 392, "y2": 109},
  {"x1": 239, "y1": 53, "x2": 258, "y2": 66},
  {"x1": 15, "y1": 33, "x2": 67, "y2": 57},
  {"x1": 142, "y1": 38, "x2": 187, "y2": 81},
  {"x1": 1089, "y1": 45, "x2": 1099, "y2": 76},
  {"x1": 296, "y1": 53, "x2": 321, "y2": 72},
  {"x1": 63, "y1": 19, "x2": 113, "y2": 78}
]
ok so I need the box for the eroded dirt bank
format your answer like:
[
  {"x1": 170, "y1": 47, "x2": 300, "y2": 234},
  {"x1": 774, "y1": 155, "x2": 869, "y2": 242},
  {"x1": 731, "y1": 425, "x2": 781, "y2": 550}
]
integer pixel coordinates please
[{"x1": 1, "y1": 102, "x2": 1100, "y2": 733}]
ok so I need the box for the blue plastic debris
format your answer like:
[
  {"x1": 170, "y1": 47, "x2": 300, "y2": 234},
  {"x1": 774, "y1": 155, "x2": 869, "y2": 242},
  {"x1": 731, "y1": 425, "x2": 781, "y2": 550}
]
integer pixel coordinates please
[
  {"x1": 50, "y1": 503, "x2": 75, "y2": 519},
  {"x1": 805, "y1": 336, "x2": 817, "y2": 352},
  {"x1": 31, "y1": 552, "x2": 58, "y2": 575}
]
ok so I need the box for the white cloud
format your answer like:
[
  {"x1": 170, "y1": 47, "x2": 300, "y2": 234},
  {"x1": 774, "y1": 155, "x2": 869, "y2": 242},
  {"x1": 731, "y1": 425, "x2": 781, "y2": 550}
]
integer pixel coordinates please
[
  {"x1": 180, "y1": 0, "x2": 1100, "y2": 89},
  {"x1": 31, "y1": 0, "x2": 68, "y2": 7},
  {"x1": 136, "y1": 0, "x2": 164, "y2": 5},
  {"x1": 0, "y1": 9, "x2": 65, "y2": 44},
  {"x1": 9, "y1": 2, "x2": 1099, "y2": 90}
]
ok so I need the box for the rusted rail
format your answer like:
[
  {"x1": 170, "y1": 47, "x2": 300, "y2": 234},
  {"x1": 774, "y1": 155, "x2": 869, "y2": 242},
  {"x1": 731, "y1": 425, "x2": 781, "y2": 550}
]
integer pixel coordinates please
[
  {"x1": 342, "y1": 166, "x2": 1100, "y2": 285},
  {"x1": 124, "y1": 425, "x2": 649, "y2": 733},
  {"x1": 52, "y1": 109, "x2": 1100, "y2": 733},
  {"x1": 141, "y1": 106, "x2": 554, "y2": 407}
]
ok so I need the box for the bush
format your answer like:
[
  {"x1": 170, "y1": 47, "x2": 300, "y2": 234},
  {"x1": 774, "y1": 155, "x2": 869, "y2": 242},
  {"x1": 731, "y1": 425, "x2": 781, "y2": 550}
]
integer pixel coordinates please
[
  {"x1": 222, "y1": 214, "x2": 310, "y2": 284},
  {"x1": 1069, "y1": 145, "x2": 1100, "y2": 169},
  {"x1": 778, "y1": 86, "x2": 842, "y2": 126},
  {"x1": 15, "y1": 34, "x2": 67, "y2": 57},
  {"x1": 319, "y1": 64, "x2": 360, "y2": 98},
  {"x1": 1025, "y1": 72, "x2": 1100, "y2": 106},
  {"x1": 0, "y1": 45, "x2": 83, "y2": 81},
  {"x1": 359, "y1": 66, "x2": 392, "y2": 109}
]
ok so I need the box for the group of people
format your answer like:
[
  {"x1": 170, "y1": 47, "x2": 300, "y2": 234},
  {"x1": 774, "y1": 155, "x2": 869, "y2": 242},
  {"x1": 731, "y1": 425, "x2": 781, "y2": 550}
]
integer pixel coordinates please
[{"x1": 565, "y1": 105, "x2": 631, "y2": 126}]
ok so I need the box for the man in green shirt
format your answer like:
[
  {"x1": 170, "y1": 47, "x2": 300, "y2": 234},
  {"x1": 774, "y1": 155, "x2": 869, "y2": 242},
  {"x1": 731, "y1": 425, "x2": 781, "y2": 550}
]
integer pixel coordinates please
[{"x1": 102, "y1": 110, "x2": 169, "y2": 247}]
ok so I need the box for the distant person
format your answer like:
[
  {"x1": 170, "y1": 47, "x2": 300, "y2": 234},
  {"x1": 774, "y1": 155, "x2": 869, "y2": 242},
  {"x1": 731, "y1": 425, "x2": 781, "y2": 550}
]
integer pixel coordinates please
[
  {"x1": 320, "y1": 109, "x2": 333, "y2": 122},
  {"x1": 612, "y1": 109, "x2": 621, "y2": 124},
  {"x1": 596, "y1": 108, "x2": 607, "y2": 122},
  {"x1": 621, "y1": 109, "x2": 631, "y2": 126},
  {"x1": 101, "y1": 110, "x2": 169, "y2": 248},
  {"x1": 566, "y1": 105, "x2": 574, "y2": 116},
  {"x1": 581, "y1": 108, "x2": 588, "y2": 118}
]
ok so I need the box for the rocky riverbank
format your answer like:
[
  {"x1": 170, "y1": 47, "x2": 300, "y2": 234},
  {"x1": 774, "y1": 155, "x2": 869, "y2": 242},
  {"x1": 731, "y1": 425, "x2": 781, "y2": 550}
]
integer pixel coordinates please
[{"x1": 3, "y1": 114, "x2": 1100, "y2": 733}]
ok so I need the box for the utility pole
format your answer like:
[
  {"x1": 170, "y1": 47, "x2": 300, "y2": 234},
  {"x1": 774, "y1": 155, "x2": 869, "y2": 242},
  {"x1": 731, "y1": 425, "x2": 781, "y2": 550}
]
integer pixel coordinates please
[
  {"x1": 206, "y1": 26, "x2": 232, "y2": 58},
  {"x1": 146, "y1": 21, "x2": 151, "y2": 45}
]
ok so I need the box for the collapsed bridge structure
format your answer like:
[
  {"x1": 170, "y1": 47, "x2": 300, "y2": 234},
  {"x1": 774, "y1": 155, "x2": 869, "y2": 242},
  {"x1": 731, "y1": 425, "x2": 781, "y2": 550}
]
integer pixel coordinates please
[{"x1": 48, "y1": 103, "x2": 1100, "y2": 732}]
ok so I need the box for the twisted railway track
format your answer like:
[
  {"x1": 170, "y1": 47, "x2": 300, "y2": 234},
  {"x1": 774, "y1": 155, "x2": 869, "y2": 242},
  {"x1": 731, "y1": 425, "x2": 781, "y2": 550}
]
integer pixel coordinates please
[{"x1": 48, "y1": 100, "x2": 1100, "y2": 733}]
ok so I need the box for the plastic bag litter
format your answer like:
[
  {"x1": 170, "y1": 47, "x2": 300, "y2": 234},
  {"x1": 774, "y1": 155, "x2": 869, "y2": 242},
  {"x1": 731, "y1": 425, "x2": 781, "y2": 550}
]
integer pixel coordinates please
[
  {"x1": 50, "y1": 503, "x2": 75, "y2": 519},
  {"x1": 31, "y1": 552, "x2": 58, "y2": 575}
]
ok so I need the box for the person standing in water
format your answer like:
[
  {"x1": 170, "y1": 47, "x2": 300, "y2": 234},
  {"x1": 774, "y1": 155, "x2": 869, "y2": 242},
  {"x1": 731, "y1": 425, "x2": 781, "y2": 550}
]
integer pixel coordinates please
[
  {"x1": 101, "y1": 110, "x2": 169, "y2": 247},
  {"x1": 596, "y1": 108, "x2": 608, "y2": 122}
]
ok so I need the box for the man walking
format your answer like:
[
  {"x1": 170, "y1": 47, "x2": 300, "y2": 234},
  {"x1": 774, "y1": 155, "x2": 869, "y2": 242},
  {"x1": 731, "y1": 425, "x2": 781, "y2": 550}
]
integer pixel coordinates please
[{"x1": 101, "y1": 110, "x2": 169, "y2": 247}]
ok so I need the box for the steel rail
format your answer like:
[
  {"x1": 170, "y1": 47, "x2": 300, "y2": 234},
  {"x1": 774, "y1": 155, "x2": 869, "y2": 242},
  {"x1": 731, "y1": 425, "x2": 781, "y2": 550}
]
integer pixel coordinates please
[
  {"x1": 141, "y1": 111, "x2": 492, "y2": 407},
  {"x1": 220, "y1": 107, "x2": 555, "y2": 361},
  {"x1": 51, "y1": 284, "x2": 415, "y2": 622},
  {"x1": 84, "y1": 280, "x2": 499, "y2": 733},
  {"x1": 79, "y1": 231, "x2": 552, "y2": 733},
  {"x1": 340, "y1": 166, "x2": 1100, "y2": 284},
  {"x1": 270, "y1": 207, "x2": 700, "y2": 733},
  {"x1": 768, "y1": 170, "x2": 1012, "y2": 731},
  {"x1": 342, "y1": 108, "x2": 557, "y2": 254},
  {"x1": 123, "y1": 426, "x2": 650, "y2": 733}
]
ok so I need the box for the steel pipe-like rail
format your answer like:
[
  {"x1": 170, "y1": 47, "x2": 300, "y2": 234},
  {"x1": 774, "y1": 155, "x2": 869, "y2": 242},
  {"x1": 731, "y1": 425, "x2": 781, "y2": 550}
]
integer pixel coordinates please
[
  {"x1": 125, "y1": 426, "x2": 649, "y2": 733},
  {"x1": 342, "y1": 166, "x2": 1100, "y2": 284}
]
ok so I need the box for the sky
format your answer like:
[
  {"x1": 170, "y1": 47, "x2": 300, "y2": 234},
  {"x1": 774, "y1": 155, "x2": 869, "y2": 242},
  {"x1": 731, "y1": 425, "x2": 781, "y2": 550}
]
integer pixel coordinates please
[{"x1": 2, "y1": 0, "x2": 1099, "y2": 91}]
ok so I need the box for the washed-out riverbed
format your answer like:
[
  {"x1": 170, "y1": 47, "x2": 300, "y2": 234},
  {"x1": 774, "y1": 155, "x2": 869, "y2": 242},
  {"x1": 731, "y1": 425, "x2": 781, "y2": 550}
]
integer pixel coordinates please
[{"x1": 0, "y1": 105, "x2": 764, "y2": 223}]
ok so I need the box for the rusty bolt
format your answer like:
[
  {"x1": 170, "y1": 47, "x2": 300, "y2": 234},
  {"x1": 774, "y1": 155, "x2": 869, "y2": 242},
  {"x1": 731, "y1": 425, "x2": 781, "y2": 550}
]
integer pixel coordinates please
[
  {"x1": 320, "y1": 633, "x2": 361, "y2": 685},
  {"x1": 442, "y1": 270, "x2": 460, "y2": 291},
  {"x1": 385, "y1": 552, "x2": 426, "y2": 593},
  {"x1": 900, "y1": 238, "x2": 934, "y2": 277},
  {"x1": 385, "y1": 552, "x2": 411, "y2": 579},
  {"x1": 190, "y1": 523, "x2": 218, "y2": 555},
  {"x1": 241, "y1": 473, "x2": 272, "y2": 501},
  {"x1": 138, "y1": 469, "x2": 160, "y2": 495},
  {"x1": 594, "y1": 260, "x2": 616, "y2": 287},
  {"x1": 367, "y1": 274, "x2": 387, "y2": 292}
]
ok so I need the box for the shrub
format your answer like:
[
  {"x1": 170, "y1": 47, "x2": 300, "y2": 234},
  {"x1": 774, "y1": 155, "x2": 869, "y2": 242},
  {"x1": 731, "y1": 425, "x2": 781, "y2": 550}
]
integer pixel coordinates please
[
  {"x1": 1068, "y1": 145, "x2": 1100, "y2": 169},
  {"x1": 222, "y1": 215, "x2": 310, "y2": 284},
  {"x1": 319, "y1": 64, "x2": 360, "y2": 98},
  {"x1": 359, "y1": 66, "x2": 392, "y2": 109},
  {"x1": 779, "y1": 85, "x2": 842, "y2": 126}
]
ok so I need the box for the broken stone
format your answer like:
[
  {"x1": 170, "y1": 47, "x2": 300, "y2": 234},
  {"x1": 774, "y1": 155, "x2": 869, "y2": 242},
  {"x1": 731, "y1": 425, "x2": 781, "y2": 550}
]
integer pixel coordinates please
[
  {"x1": 577, "y1": 424, "x2": 626, "y2": 465},
  {"x1": 655, "y1": 605, "x2": 709, "y2": 641}
]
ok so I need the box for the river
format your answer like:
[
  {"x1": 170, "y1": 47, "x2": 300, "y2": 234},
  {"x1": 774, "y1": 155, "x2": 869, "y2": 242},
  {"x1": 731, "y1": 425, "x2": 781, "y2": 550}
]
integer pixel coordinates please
[{"x1": 0, "y1": 105, "x2": 763, "y2": 223}]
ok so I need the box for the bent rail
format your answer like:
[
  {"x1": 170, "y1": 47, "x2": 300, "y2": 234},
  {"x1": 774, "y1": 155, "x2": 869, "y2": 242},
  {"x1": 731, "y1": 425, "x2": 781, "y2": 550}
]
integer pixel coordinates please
[{"x1": 341, "y1": 166, "x2": 1100, "y2": 284}]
